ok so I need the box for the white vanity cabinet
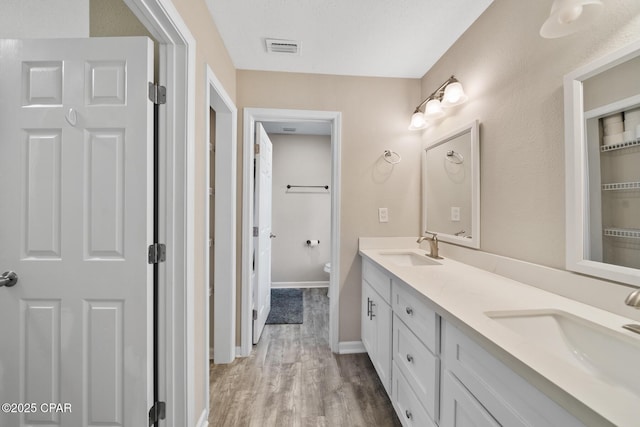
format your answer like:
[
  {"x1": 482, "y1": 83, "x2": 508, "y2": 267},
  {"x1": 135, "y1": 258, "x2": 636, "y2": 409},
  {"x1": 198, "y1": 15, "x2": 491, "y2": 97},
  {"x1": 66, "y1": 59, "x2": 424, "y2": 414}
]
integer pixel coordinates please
[
  {"x1": 441, "y1": 321, "x2": 585, "y2": 427},
  {"x1": 361, "y1": 259, "x2": 392, "y2": 395},
  {"x1": 360, "y1": 254, "x2": 589, "y2": 427}
]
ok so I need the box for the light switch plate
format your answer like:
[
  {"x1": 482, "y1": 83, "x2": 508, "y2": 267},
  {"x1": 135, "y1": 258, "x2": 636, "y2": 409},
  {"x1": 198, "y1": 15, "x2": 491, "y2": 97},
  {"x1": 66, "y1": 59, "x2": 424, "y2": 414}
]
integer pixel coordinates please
[{"x1": 378, "y1": 207, "x2": 389, "y2": 223}]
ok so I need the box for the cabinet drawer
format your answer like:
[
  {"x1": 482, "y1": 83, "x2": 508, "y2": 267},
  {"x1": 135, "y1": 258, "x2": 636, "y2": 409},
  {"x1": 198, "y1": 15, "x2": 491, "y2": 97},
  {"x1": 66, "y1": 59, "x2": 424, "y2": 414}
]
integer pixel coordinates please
[
  {"x1": 363, "y1": 259, "x2": 391, "y2": 304},
  {"x1": 440, "y1": 370, "x2": 500, "y2": 427},
  {"x1": 392, "y1": 362, "x2": 437, "y2": 427},
  {"x1": 393, "y1": 314, "x2": 438, "y2": 420},
  {"x1": 392, "y1": 281, "x2": 439, "y2": 353}
]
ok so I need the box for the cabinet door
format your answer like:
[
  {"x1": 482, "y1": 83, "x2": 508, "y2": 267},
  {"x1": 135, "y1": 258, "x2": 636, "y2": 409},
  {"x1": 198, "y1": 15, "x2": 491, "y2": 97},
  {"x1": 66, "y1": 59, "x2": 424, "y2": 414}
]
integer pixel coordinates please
[
  {"x1": 441, "y1": 370, "x2": 500, "y2": 427},
  {"x1": 361, "y1": 282, "x2": 375, "y2": 356},
  {"x1": 371, "y1": 290, "x2": 392, "y2": 395}
]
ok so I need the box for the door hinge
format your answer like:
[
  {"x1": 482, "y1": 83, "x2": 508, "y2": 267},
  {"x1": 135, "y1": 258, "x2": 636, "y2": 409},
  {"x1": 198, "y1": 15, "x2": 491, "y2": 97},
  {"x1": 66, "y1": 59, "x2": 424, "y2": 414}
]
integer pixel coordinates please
[
  {"x1": 253, "y1": 309, "x2": 258, "y2": 320},
  {"x1": 254, "y1": 143, "x2": 260, "y2": 155},
  {"x1": 148, "y1": 401, "x2": 166, "y2": 426},
  {"x1": 148, "y1": 82, "x2": 167, "y2": 105},
  {"x1": 148, "y1": 243, "x2": 166, "y2": 264},
  {"x1": 253, "y1": 226, "x2": 259, "y2": 237}
]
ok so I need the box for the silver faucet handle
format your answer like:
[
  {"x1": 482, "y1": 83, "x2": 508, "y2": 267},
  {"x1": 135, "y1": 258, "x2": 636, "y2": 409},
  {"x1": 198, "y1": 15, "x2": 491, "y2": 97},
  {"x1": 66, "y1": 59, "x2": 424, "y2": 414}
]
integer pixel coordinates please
[
  {"x1": 425, "y1": 231, "x2": 438, "y2": 240},
  {"x1": 625, "y1": 289, "x2": 640, "y2": 308}
]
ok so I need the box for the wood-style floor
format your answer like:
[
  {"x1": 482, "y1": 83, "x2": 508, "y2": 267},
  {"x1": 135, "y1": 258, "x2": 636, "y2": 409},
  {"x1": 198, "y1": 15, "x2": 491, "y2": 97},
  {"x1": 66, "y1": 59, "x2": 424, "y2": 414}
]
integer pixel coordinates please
[{"x1": 209, "y1": 288, "x2": 402, "y2": 427}]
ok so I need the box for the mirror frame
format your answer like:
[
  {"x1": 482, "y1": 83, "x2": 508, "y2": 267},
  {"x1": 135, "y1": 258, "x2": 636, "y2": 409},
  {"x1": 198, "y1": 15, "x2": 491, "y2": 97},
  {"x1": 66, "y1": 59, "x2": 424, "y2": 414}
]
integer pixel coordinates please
[
  {"x1": 421, "y1": 120, "x2": 480, "y2": 249},
  {"x1": 564, "y1": 39, "x2": 640, "y2": 286}
]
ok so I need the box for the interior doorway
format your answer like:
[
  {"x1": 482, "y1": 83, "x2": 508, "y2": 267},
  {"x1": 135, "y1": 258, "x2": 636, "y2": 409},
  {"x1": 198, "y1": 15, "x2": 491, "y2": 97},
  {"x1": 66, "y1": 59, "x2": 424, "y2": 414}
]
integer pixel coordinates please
[
  {"x1": 241, "y1": 108, "x2": 342, "y2": 356},
  {"x1": 265, "y1": 125, "x2": 332, "y2": 292}
]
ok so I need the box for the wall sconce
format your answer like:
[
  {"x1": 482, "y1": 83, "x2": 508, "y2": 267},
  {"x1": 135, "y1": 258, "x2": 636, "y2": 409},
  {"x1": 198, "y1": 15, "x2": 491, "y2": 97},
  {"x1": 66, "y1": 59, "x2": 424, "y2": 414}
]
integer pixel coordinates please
[
  {"x1": 409, "y1": 76, "x2": 467, "y2": 130},
  {"x1": 540, "y1": 0, "x2": 603, "y2": 39}
]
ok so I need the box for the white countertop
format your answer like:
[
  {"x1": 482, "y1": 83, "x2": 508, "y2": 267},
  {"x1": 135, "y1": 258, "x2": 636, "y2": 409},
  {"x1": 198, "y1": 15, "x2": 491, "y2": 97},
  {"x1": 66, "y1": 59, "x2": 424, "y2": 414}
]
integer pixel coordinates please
[{"x1": 359, "y1": 239, "x2": 640, "y2": 427}]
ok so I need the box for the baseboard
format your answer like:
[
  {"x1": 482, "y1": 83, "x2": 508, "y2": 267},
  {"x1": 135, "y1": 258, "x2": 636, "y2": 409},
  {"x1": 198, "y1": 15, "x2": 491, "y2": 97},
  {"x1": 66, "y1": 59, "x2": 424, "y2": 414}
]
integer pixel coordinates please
[
  {"x1": 196, "y1": 408, "x2": 208, "y2": 427},
  {"x1": 338, "y1": 341, "x2": 366, "y2": 354},
  {"x1": 271, "y1": 281, "x2": 329, "y2": 289}
]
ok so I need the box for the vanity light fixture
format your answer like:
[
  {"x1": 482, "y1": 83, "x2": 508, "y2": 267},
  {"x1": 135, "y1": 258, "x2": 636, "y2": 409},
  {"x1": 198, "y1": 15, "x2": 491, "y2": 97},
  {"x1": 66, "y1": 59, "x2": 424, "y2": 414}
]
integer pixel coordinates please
[
  {"x1": 540, "y1": 0, "x2": 603, "y2": 39},
  {"x1": 408, "y1": 75, "x2": 467, "y2": 131}
]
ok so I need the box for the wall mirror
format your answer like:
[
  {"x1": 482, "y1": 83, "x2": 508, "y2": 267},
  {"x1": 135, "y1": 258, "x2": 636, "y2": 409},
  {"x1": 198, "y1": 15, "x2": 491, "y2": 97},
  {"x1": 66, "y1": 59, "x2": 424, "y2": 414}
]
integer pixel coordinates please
[
  {"x1": 565, "y1": 39, "x2": 640, "y2": 286},
  {"x1": 422, "y1": 120, "x2": 480, "y2": 249}
]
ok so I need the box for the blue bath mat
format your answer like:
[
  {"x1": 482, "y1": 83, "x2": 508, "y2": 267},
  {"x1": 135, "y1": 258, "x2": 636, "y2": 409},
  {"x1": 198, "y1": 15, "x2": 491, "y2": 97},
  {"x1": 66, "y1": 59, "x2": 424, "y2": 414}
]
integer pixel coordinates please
[{"x1": 266, "y1": 288, "x2": 303, "y2": 324}]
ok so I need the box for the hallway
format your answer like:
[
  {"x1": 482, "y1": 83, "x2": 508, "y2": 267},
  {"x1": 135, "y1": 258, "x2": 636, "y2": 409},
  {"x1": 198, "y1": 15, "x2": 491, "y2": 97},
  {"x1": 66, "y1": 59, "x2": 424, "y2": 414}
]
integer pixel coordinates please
[{"x1": 209, "y1": 289, "x2": 401, "y2": 426}]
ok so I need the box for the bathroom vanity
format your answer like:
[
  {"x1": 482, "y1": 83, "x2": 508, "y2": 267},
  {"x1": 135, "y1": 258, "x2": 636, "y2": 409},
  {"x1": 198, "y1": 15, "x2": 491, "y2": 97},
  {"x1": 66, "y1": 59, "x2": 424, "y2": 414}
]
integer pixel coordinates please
[{"x1": 359, "y1": 238, "x2": 640, "y2": 427}]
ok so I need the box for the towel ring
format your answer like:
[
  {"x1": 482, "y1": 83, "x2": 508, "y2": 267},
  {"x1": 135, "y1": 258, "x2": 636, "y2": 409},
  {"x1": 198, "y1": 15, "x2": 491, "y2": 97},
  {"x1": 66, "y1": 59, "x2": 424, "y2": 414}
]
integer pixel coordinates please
[
  {"x1": 446, "y1": 150, "x2": 464, "y2": 164},
  {"x1": 383, "y1": 150, "x2": 402, "y2": 164}
]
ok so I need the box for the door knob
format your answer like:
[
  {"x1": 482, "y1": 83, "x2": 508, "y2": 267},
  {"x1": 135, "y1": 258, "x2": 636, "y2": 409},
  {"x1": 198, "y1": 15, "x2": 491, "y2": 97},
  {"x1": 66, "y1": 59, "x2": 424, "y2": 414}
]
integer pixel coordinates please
[{"x1": 0, "y1": 271, "x2": 18, "y2": 287}]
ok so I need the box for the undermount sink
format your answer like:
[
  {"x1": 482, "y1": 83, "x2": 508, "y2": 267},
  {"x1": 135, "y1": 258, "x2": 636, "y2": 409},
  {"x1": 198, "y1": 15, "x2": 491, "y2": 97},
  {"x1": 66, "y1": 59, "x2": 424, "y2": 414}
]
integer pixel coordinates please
[
  {"x1": 486, "y1": 309, "x2": 640, "y2": 395},
  {"x1": 378, "y1": 251, "x2": 441, "y2": 267}
]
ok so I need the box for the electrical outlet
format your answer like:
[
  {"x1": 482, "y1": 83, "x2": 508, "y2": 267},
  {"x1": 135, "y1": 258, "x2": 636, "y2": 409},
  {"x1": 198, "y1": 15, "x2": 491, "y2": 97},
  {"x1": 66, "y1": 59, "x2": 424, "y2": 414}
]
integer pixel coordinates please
[
  {"x1": 378, "y1": 207, "x2": 389, "y2": 223},
  {"x1": 451, "y1": 206, "x2": 461, "y2": 221}
]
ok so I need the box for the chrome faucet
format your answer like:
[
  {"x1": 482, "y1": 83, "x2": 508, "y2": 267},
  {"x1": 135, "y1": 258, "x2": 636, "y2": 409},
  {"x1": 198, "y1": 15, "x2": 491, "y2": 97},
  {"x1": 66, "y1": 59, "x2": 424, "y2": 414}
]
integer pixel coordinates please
[
  {"x1": 622, "y1": 289, "x2": 640, "y2": 335},
  {"x1": 625, "y1": 289, "x2": 640, "y2": 308},
  {"x1": 417, "y1": 232, "x2": 440, "y2": 259}
]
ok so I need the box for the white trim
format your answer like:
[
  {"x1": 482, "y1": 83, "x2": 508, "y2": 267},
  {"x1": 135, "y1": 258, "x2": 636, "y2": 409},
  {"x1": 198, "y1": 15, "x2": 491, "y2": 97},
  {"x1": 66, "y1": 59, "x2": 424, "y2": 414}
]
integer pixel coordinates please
[
  {"x1": 421, "y1": 120, "x2": 480, "y2": 249},
  {"x1": 564, "y1": 39, "x2": 640, "y2": 286},
  {"x1": 242, "y1": 108, "x2": 342, "y2": 357},
  {"x1": 235, "y1": 346, "x2": 243, "y2": 357},
  {"x1": 271, "y1": 281, "x2": 329, "y2": 289},
  {"x1": 196, "y1": 409, "x2": 209, "y2": 427},
  {"x1": 338, "y1": 341, "x2": 366, "y2": 354},
  {"x1": 204, "y1": 63, "x2": 237, "y2": 422},
  {"x1": 205, "y1": 64, "x2": 237, "y2": 364},
  {"x1": 122, "y1": 0, "x2": 196, "y2": 425}
]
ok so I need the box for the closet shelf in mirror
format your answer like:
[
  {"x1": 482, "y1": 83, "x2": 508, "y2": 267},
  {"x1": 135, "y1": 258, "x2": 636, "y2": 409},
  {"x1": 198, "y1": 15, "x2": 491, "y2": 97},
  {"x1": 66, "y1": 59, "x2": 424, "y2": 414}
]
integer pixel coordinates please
[
  {"x1": 600, "y1": 138, "x2": 640, "y2": 152},
  {"x1": 602, "y1": 182, "x2": 640, "y2": 191},
  {"x1": 603, "y1": 228, "x2": 640, "y2": 239}
]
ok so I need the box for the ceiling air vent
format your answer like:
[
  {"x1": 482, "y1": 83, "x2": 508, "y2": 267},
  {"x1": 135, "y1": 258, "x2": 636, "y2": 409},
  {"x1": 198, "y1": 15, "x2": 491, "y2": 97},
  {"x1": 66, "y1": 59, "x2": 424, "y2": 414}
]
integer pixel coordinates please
[
  {"x1": 282, "y1": 127, "x2": 297, "y2": 132},
  {"x1": 265, "y1": 39, "x2": 300, "y2": 55}
]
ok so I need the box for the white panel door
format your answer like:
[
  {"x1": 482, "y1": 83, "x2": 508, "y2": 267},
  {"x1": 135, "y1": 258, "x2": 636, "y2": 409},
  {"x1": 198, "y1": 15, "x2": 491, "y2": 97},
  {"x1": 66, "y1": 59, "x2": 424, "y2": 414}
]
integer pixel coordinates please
[
  {"x1": 0, "y1": 37, "x2": 154, "y2": 427},
  {"x1": 253, "y1": 123, "x2": 273, "y2": 344}
]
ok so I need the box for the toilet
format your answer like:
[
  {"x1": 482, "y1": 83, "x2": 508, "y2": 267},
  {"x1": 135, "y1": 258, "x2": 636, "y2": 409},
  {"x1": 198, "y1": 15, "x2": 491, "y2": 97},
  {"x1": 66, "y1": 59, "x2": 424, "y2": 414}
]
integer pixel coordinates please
[{"x1": 323, "y1": 263, "x2": 331, "y2": 298}]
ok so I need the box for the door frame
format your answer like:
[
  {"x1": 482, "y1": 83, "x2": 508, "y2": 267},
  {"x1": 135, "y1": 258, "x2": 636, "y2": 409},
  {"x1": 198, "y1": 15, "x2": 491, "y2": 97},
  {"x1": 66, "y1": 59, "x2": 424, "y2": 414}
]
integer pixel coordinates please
[
  {"x1": 204, "y1": 61, "x2": 237, "y2": 372},
  {"x1": 241, "y1": 108, "x2": 342, "y2": 356},
  {"x1": 122, "y1": 0, "x2": 196, "y2": 425}
]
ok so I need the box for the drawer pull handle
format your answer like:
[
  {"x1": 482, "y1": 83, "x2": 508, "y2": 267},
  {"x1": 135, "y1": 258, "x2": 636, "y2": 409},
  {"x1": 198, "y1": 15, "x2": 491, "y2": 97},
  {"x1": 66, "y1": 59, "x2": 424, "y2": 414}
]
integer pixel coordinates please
[
  {"x1": 406, "y1": 354, "x2": 414, "y2": 363},
  {"x1": 406, "y1": 306, "x2": 413, "y2": 315},
  {"x1": 405, "y1": 409, "x2": 413, "y2": 420}
]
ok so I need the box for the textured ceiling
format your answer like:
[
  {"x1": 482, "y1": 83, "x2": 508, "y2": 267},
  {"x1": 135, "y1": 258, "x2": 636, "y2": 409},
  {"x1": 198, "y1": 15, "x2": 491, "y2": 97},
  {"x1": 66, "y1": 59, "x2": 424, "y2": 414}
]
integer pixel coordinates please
[{"x1": 205, "y1": 0, "x2": 494, "y2": 79}]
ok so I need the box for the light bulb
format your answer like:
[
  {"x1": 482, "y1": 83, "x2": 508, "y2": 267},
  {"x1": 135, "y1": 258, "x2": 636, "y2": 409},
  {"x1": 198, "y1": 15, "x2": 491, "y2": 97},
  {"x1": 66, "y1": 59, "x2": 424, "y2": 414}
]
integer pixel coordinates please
[
  {"x1": 558, "y1": 5, "x2": 583, "y2": 24},
  {"x1": 424, "y1": 99, "x2": 444, "y2": 119},
  {"x1": 540, "y1": 0, "x2": 602, "y2": 39},
  {"x1": 409, "y1": 112, "x2": 427, "y2": 130},
  {"x1": 442, "y1": 82, "x2": 468, "y2": 107}
]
